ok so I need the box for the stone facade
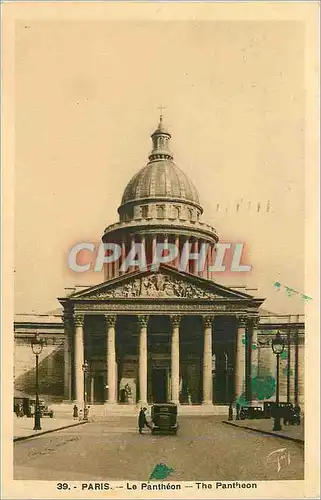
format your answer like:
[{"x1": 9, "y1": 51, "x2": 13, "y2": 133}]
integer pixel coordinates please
[{"x1": 14, "y1": 117, "x2": 305, "y2": 409}]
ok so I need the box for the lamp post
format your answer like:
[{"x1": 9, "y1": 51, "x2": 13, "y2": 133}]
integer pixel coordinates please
[
  {"x1": 82, "y1": 361, "x2": 89, "y2": 420},
  {"x1": 31, "y1": 338, "x2": 45, "y2": 431},
  {"x1": 272, "y1": 331, "x2": 285, "y2": 431}
]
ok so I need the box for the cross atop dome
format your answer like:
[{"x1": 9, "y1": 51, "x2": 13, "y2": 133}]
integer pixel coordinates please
[{"x1": 158, "y1": 104, "x2": 166, "y2": 120}]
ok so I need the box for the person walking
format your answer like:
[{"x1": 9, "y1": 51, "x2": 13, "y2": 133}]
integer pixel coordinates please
[
  {"x1": 73, "y1": 405, "x2": 78, "y2": 420},
  {"x1": 236, "y1": 402, "x2": 240, "y2": 420},
  {"x1": 138, "y1": 407, "x2": 151, "y2": 434}
]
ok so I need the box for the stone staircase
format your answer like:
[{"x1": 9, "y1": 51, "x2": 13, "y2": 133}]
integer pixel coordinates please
[{"x1": 50, "y1": 402, "x2": 229, "y2": 419}]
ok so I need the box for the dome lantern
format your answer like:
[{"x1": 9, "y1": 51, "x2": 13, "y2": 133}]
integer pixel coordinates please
[{"x1": 149, "y1": 114, "x2": 173, "y2": 162}]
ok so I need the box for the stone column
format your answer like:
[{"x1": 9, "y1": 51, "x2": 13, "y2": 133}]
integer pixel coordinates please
[
  {"x1": 63, "y1": 312, "x2": 72, "y2": 400},
  {"x1": 120, "y1": 241, "x2": 126, "y2": 275},
  {"x1": 138, "y1": 315, "x2": 149, "y2": 406},
  {"x1": 114, "y1": 243, "x2": 120, "y2": 277},
  {"x1": 90, "y1": 376, "x2": 94, "y2": 404},
  {"x1": 174, "y1": 235, "x2": 179, "y2": 269},
  {"x1": 141, "y1": 235, "x2": 146, "y2": 270},
  {"x1": 251, "y1": 317, "x2": 259, "y2": 378},
  {"x1": 74, "y1": 313, "x2": 85, "y2": 404},
  {"x1": 105, "y1": 315, "x2": 117, "y2": 404},
  {"x1": 129, "y1": 236, "x2": 135, "y2": 272},
  {"x1": 192, "y1": 239, "x2": 199, "y2": 275},
  {"x1": 170, "y1": 315, "x2": 181, "y2": 404},
  {"x1": 205, "y1": 243, "x2": 211, "y2": 279},
  {"x1": 199, "y1": 239, "x2": 207, "y2": 278},
  {"x1": 235, "y1": 315, "x2": 247, "y2": 398},
  {"x1": 183, "y1": 237, "x2": 190, "y2": 273},
  {"x1": 203, "y1": 315, "x2": 214, "y2": 405},
  {"x1": 211, "y1": 244, "x2": 216, "y2": 279},
  {"x1": 152, "y1": 235, "x2": 157, "y2": 266}
]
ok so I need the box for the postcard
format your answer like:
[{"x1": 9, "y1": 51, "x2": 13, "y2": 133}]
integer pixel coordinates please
[{"x1": 1, "y1": 1, "x2": 320, "y2": 499}]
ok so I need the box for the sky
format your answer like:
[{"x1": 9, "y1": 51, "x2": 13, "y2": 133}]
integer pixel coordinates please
[{"x1": 14, "y1": 19, "x2": 305, "y2": 315}]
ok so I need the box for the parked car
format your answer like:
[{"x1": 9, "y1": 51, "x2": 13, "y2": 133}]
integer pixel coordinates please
[
  {"x1": 41, "y1": 405, "x2": 54, "y2": 418},
  {"x1": 263, "y1": 402, "x2": 300, "y2": 424},
  {"x1": 239, "y1": 405, "x2": 266, "y2": 420},
  {"x1": 29, "y1": 400, "x2": 54, "y2": 418},
  {"x1": 151, "y1": 403, "x2": 178, "y2": 435}
]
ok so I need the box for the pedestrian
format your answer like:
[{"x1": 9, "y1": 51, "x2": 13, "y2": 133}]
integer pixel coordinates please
[
  {"x1": 236, "y1": 402, "x2": 240, "y2": 420},
  {"x1": 73, "y1": 404, "x2": 78, "y2": 419},
  {"x1": 84, "y1": 405, "x2": 90, "y2": 421},
  {"x1": 228, "y1": 403, "x2": 233, "y2": 421},
  {"x1": 138, "y1": 407, "x2": 151, "y2": 434},
  {"x1": 14, "y1": 404, "x2": 20, "y2": 418},
  {"x1": 79, "y1": 408, "x2": 83, "y2": 421}
]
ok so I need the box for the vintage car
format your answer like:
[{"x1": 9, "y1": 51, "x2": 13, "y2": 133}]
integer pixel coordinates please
[
  {"x1": 151, "y1": 403, "x2": 178, "y2": 435},
  {"x1": 29, "y1": 400, "x2": 54, "y2": 418},
  {"x1": 41, "y1": 405, "x2": 54, "y2": 418},
  {"x1": 264, "y1": 402, "x2": 300, "y2": 424},
  {"x1": 239, "y1": 405, "x2": 266, "y2": 420}
]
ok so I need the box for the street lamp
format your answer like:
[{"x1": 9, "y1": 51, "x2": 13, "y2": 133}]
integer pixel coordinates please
[
  {"x1": 271, "y1": 331, "x2": 285, "y2": 431},
  {"x1": 31, "y1": 337, "x2": 45, "y2": 431},
  {"x1": 82, "y1": 361, "x2": 89, "y2": 420}
]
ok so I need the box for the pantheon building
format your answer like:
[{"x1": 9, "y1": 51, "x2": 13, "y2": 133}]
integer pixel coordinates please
[{"x1": 14, "y1": 117, "x2": 305, "y2": 411}]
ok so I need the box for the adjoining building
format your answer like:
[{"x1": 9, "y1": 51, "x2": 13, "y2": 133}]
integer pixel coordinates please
[{"x1": 14, "y1": 117, "x2": 305, "y2": 411}]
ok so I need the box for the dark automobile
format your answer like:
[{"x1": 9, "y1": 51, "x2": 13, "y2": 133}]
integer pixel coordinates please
[
  {"x1": 239, "y1": 405, "x2": 266, "y2": 420},
  {"x1": 263, "y1": 402, "x2": 300, "y2": 424},
  {"x1": 151, "y1": 403, "x2": 178, "y2": 435}
]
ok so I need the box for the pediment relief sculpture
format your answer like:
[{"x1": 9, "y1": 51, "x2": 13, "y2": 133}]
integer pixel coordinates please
[{"x1": 87, "y1": 273, "x2": 221, "y2": 300}]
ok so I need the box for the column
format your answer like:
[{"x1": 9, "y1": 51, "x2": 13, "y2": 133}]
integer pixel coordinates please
[
  {"x1": 183, "y1": 237, "x2": 190, "y2": 273},
  {"x1": 235, "y1": 315, "x2": 247, "y2": 398},
  {"x1": 205, "y1": 243, "x2": 212, "y2": 279},
  {"x1": 120, "y1": 240, "x2": 126, "y2": 275},
  {"x1": 90, "y1": 376, "x2": 94, "y2": 404},
  {"x1": 138, "y1": 315, "x2": 148, "y2": 406},
  {"x1": 174, "y1": 235, "x2": 179, "y2": 269},
  {"x1": 203, "y1": 315, "x2": 214, "y2": 405},
  {"x1": 114, "y1": 243, "x2": 120, "y2": 277},
  {"x1": 141, "y1": 235, "x2": 146, "y2": 270},
  {"x1": 193, "y1": 239, "x2": 199, "y2": 275},
  {"x1": 294, "y1": 329, "x2": 299, "y2": 405},
  {"x1": 152, "y1": 235, "x2": 157, "y2": 267},
  {"x1": 105, "y1": 315, "x2": 117, "y2": 404},
  {"x1": 211, "y1": 244, "x2": 216, "y2": 279},
  {"x1": 129, "y1": 236, "x2": 135, "y2": 272},
  {"x1": 74, "y1": 313, "x2": 85, "y2": 404},
  {"x1": 63, "y1": 312, "x2": 72, "y2": 400},
  {"x1": 251, "y1": 316, "x2": 259, "y2": 378},
  {"x1": 164, "y1": 234, "x2": 169, "y2": 265},
  {"x1": 199, "y1": 239, "x2": 207, "y2": 278},
  {"x1": 170, "y1": 315, "x2": 181, "y2": 404}
]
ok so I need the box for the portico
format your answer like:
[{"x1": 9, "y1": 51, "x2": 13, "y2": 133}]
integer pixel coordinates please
[{"x1": 60, "y1": 265, "x2": 264, "y2": 407}]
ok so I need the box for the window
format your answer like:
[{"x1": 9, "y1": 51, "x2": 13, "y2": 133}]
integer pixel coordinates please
[
  {"x1": 173, "y1": 205, "x2": 180, "y2": 219},
  {"x1": 156, "y1": 205, "x2": 165, "y2": 218},
  {"x1": 141, "y1": 205, "x2": 149, "y2": 218}
]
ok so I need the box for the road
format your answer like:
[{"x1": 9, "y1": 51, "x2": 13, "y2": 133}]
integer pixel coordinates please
[{"x1": 14, "y1": 416, "x2": 304, "y2": 481}]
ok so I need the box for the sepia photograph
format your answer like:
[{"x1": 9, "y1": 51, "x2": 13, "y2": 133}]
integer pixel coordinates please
[{"x1": 2, "y1": 2, "x2": 320, "y2": 499}]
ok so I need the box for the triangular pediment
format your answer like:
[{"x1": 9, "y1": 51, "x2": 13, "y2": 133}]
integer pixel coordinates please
[{"x1": 66, "y1": 265, "x2": 256, "y2": 302}]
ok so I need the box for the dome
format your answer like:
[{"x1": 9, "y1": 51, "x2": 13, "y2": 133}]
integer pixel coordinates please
[
  {"x1": 119, "y1": 116, "x2": 201, "y2": 210},
  {"x1": 121, "y1": 160, "x2": 200, "y2": 206}
]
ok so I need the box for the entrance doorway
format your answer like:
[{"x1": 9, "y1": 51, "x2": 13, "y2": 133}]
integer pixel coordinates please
[
  {"x1": 93, "y1": 375, "x2": 105, "y2": 403},
  {"x1": 152, "y1": 369, "x2": 168, "y2": 403}
]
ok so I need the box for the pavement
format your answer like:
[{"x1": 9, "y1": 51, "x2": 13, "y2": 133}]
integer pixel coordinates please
[
  {"x1": 14, "y1": 415, "x2": 304, "y2": 481},
  {"x1": 222, "y1": 418, "x2": 304, "y2": 443},
  {"x1": 13, "y1": 416, "x2": 87, "y2": 441}
]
